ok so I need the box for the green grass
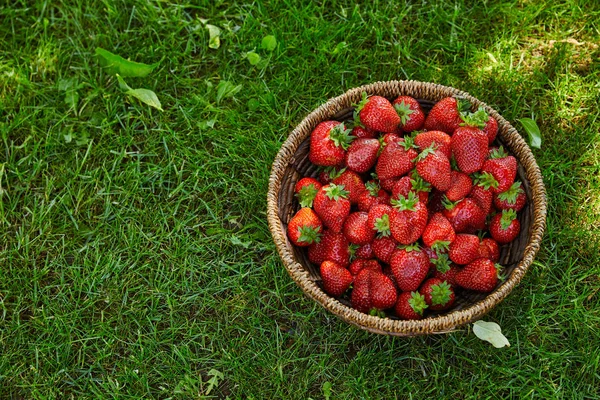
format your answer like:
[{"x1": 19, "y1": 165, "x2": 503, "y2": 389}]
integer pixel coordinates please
[{"x1": 1, "y1": 0, "x2": 600, "y2": 398}]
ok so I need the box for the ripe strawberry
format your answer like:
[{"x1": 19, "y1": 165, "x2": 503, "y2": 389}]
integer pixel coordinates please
[
  {"x1": 375, "y1": 135, "x2": 418, "y2": 180},
  {"x1": 415, "y1": 145, "x2": 452, "y2": 191},
  {"x1": 372, "y1": 236, "x2": 398, "y2": 264},
  {"x1": 367, "y1": 204, "x2": 394, "y2": 238},
  {"x1": 445, "y1": 171, "x2": 472, "y2": 202},
  {"x1": 357, "y1": 180, "x2": 391, "y2": 212},
  {"x1": 380, "y1": 132, "x2": 401, "y2": 145},
  {"x1": 287, "y1": 208, "x2": 323, "y2": 247},
  {"x1": 349, "y1": 259, "x2": 381, "y2": 276},
  {"x1": 422, "y1": 212, "x2": 455, "y2": 252},
  {"x1": 343, "y1": 212, "x2": 375, "y2": 245},
  {"x1": 389, "y1": 192, "x2": 428, "y2": 245},
  {"x1": 419, "y1": 278, "x2": 455, "y2": 311},
  {"x1": 294, "y1": 177, "x2": 322, "y2": 208},
  {"x1": 448, "y1": 234, "x2": 480, "y2": 265},
  {"x1": 423, "y1": 245, "x2": 440, "y2": 269},
  {"x1": 332, "y1": 170, "x2": 366, "y2": 205},
  {"x1": 351, "y1": 267, "x2": 398, "y2": 313},
  {"x1": 308, "y1": 238, "x2": 327, "y2": 265},
  {"x1": 494, "y1": 181, "x2": 527, "y2": 212},
  {"x1": 451, "y1": 126, "x2": 488, "y2": 174},
  {"x1": 353, "y1": 242, "x2": 374, "y2": 260},
  {"x1": 468, "y1": 184, "x2": 493, "y2": 215},
  {"x1": 318, "y1": 166, "x2": 343, "y2": 185},
  {"x1": 390, "y1": 244, "x2": 430, "y2": 292},
  {"x1": 313, "y1": 184, "x2": 351, "y2": 232},
  {"x1": 309, "y1": 121, "x2": 354, "y2": 166},
  {"x1": 351, "y1": 125, "x2": 377, "y2": 139},
  {"x1": 379, "y1": 176, "x2": 401, "y2": 192},
  {"x1": 414, "y1": 130, "x2": 452, "y2": 159},
  {"x1": 395, "y1": 291, "x2": 428, "y2": 320},
  {"x1": 320, "y1": 260, "x2": 353, "y2": 297},
  {"x1": 432, "y1": 255, "x2": 460, "y2": 288},
  {"x1": 392, "y1": 96, "x2": 425, "y2": 132},
  {"x1": 424, "y1": 97, "x2": 471, "y2": 134},
  {"x1": 479, "y1": 238, "x2": 500, "y2": 262},
  {"x1": 319, "y1": 230, "x2": 351, "y2": 267},
  {"x1": 455, "y1": 258, "x2": 501, "y2": 292},
  {"x1": 427, "y1": 189, "x2": 446, "y2": 214},
  {"x1": 443, "y1": 197, "x2": 486, "y2": 233},
  {"x1": 391, "y1": 174, "x2": 430, "y2": 204},
  {"x1": 481, "y1": 147, "x2": 517, "y2": 193},
  {"x1": 356, "y1": 93, "x2": 401, "y2": 133},
  {"x1": 345, "y1": 138, "x2": 380, "y2": 173},
  {"x1": 483, "y1": 114, "x2": 499, "y2": 144},
  {"x1": 490, "y1": 209, "x2": 521, "y2": 244}
]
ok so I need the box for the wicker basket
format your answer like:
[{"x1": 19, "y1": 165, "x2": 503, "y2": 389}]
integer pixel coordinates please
[{"x1": 267, "y1": 80, "x2": 547, "y2": 336}]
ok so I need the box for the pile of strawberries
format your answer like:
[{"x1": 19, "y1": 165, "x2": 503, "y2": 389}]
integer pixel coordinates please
[{"x1": 287, "y1": 93, "x2": 527, "y2": 319}]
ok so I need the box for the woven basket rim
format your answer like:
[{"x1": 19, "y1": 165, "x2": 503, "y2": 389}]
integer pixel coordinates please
[{"x1": 267, "y1": 80, "x2": 547, "y2": 336}]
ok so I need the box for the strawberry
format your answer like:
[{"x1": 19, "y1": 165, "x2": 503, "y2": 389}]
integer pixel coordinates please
[
  {"x1": 451, "y1": 126, "x2": 488, "y2": 174},
  {"x1": 353, "y1": 242, "x2": 374, "y2": 260},
  {"x1": 313, "y1": 184, "x2": 351, "y2": 232},
  {"x1": 367, "y1": 204, "x2": 394, "y2": 238},
  {"x1": 481, "y1": 146, "x2": 517, "y2": 193},
  {"x1": 391, "y1": 174, "x2": 430, "y2": 204},
  {"x1": 294, "y1": 177, "x2": 322, "y2": 208},
  {"x1": 432, "y1": 255, "x2": 460, "y2": 288},
  {"x1": 395, "y1": 291, "x2": 428, "y2": 320},
  {"x1": 389, "y1": 192, "x2": 428, "y2": 245},
  {"x1": 415, "y1": 145, "x2": 452, "y2": 191},
  {"x1": 343, "y1": 212, "x2": 375, "y2": 245},
  {"x1": 308, "y1": 238, "x2": 327, "y2": 265},
  {"x1": 448, "y1": 234, "x2": 480, "y2": 265},
  {"x1": 423, "y1": 245, "x2": 440, "y2": 270},
  {"x1": 392, "y1": 96, "x2": 425, "y2": 132},
  {"x1": 444, "y1": 171, "x2": 472, "y2": 202},
  {"x1": 357, "y1": 180, "x2": 391, "y2": 212},
  {"x1": 349, "y1": 259, "x2": 381, "y2": 276},
  {"x1": 419, "y1": 278, "x2": 455, "y2": 311},
  {"x1": 494, "y1": 181, "x2": 527, "y2": 212},
  {"x1": 427, "y1": 189, "x2": 446, "y2": 214},
  {"x1": 309, "y1": 121, "x2": 354, "y2": 166},
  {"x1": 372, "y1": 236, "x2": 398, "y2": 264},
  {"x1": 422, "y1": 212, "x2": 456, "y2": 252},
  {"x1": 351, "y1": 125, "x2": 377, "y2": 139},
  {"x1": 455, "y1": 258, "x2": 501, "y2": 292},
  {"x1": 414, "y1": 130, "x2": 452, "y2": 159},
  {"x1": 380, "y1": 132, "x2": 401, "y2": 145},
  {"x1": 483, "y1": 114, "x2": 499, "y2": 144},
  {"x1": 318, "y1": 166, "x2": 343, "y2": 185},
  {"x1": 319, "y1": 230, "x2": 351, "y2": 267},
  {"x1": 375, "y1": 135, "x2": 418, "y2": 180},
  {"x1": 345, "y1": 138, "x2": 380, "y2": 173},
  {"x1": 287, "y1": 208, "x2": 323, "y2": 247},
  {"x1": 490, "y1": 209, "x2": 521, "y2": 244},
  {"x1": 479, "y1": 238, "x2": 500, "y2": 262},
  {"x1": 390, "y1": 245, "x2": 429, "y2": 292},
  {"x1": 424, "y1": 97, "x2": 471, "y2": 134},
  {"x1": 320, "y1": 261, "x2": 353, "y2": 297},
  {"x1": 356, "y1": 93, "x2": 401, "y2": 133},
  {"x1": 443, "y1": 197, "x2": 486, "y2": 233},
  {"x1": 332, "y1": 170, "x2": 366, "y2": 205},
  {"x1": 468, "y1": 184, "x2": 493, "y2": 215},
  {"x1": 351, "y1": 267, "x2": 398, "y2": 313},
  {"x1": 379, "y1": 176, "x2": 401, "y2": 192}
]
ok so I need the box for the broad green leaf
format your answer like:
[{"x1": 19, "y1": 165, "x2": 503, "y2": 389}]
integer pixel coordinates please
[
  {"x1": 204, "y1": 369, "x2": 224, "y2": 395},
  {"x1": 95, "y1": 47, "x2": 158, "y2": 77},
  {"x1": 116, "y1": 75, "x2": 163, "y2": 111},
  {"x1": 261, "y1": 35, "x2": 277, "y2": 51},
  {"x1": 230, "y1": 235, "x2": 251, "y2": 248},
  {"x1": 322, "y1": 382, "x2": 332, "y2": 400},
  {"x1": 198, "y1": 119, "x2": 216, "y2": 130},
  {"x1": 518, "y1": 118, "x2": 541, "y2": 149},
  {"x1": 206, "y1": 24, "x2": 221, "y2": 49},
  {"x1": 216, "y1": 80, "x2": 242, "y2": 104},
  {"x1": 473, "y1": 320, "x2": 510, "y2": 348},
  {"x1": 246, "y1": 51, "x2": 261, "y2": 65}
]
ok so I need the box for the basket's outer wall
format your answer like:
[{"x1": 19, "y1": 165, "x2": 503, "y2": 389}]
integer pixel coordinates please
[{"x1": 267, "y1": 80, "x2": 547, "y2": 336}]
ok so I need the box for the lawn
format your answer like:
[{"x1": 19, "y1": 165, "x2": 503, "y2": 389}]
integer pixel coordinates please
[{"x1": 1, "y1": 0, "x2": 600, "y2": 398}]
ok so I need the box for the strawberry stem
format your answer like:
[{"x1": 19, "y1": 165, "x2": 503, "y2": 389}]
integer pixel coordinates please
[
  {"x1": 432, "y1": 253, "x2": 451, "y2": 273},
  {"x1": 408, "y1": 292, "x2": 428, "y2": 315},
  {"x1": 460, "y1": 107, "x2": 488, "y2": 128},
  {"x1": 489, "y1": 145, "x2": 508, "y2": 159},
  {"x1": 297, "y1": 225, "x2": 322, "y2": 244},
  {"x1": 474, "y1": 172, "x2": 499, "y2": 190},
  {"x1": 296, "y1": 184, "x2": 319, "y2": 208},
  {"x1": 374, "y1": 214, "x2": 391, "y2": 237},
  {"x1": 391, "y1": 191, "x2": 419, "y2": 211},
  {"x1": 329, "y1": 123, "x2": 355, "y2": 150},
  {"x1": 497, "y1": 181, "x2": 524, "y2": 204},
  {"x1": 324, "y1": 183, "x2": 349, "y2": 201},
  {"x1": 430, "y1": 281, "x2": 452, "y2": 306},
  {"x1": 499, "y1": 209, "x2": 517, "y2": 230},
  {"x1": 394, "y1": 100, "x2": 415, "y2": 125}
]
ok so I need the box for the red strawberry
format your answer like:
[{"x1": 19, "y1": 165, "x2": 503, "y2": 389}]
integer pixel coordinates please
[
  {"x1": 481, "y1": 147, "x2": 517, "y2": 193},
  {"x1": 432, "y1": 255, "x2": 460, "y2": 288},
  {"x1": 483, "y1": 115, "x2": 499, "y2": 144},
  {"x1": 343, "y1": 212, "x2": 375, "y2": 245},
  {"x1": 367, "y1": 204, "x2": 394, "y2": 238},
  {"x1": 419, "y1": 278, "x2": 455, "y2": 311},
  {"x1": 357, "y1": 180, "x2": 391, "y2": 212},
  {"x1": 345, "y1": 138, "x2": 380, "y2": 173},
  {"x1": 351, "y1": 125, "x2": 377, "y2": 139},
  {"x1": 423, "y1": 245, "x2": 440, "y2": 270},
  {"x1": 349, "y1": 259, "x2": 381, "y2": 276},
  {"x1": 287, "y1": 208, "x2": 323, "y2": 247},
  {"x1": 469, "y1": 184, "x2": 493, "y2": 215},
  {"x1": 309, "y1": 121, "x2": 354, "y2": 166},
  {"x1": 375, "y1": 135, "x2": 418, "y2": 180},
  {"x1": 356, "y1": 93, "x2": 401, "y2": 133},
  {"x1": 372, "y1": 236, "x2": 398, "y2": 264},
  {"x1": 391, "y1": 174, "x2": 430, "y2": 204},
  {"x1": 390, "y1": 245, "x2": 430, "y2": 292},
  {"x1": 392, "y1": 96, "x2": 425, "y2": 132},
  {"x1": 424, "y1": 97, "x2": 471, "y2": 134},
  {"x1": 320, "y1": 230, "x2": 351, "y2": 267},
  {"x1": 422, "y1": 212, "x2": 456, "y2": 252},
  {"x1": 353, "y1": 242, "x2": 374, "y2": 260},
  {"x1": 445, "y1": 171, "x2": 472, "y2": 202},
  {"x1": 494, "y1": 181, "x2": 527, "y2": 212},
  {"x1": 415, "y1": 145, "x2": 452, "y2": 191},
  {"x1": 490, "y1": 209, "x2": 521, "y2": 244},
  {"x1": 479, "y1": 238, "x2": 500, "y2": 262},
  {"x1": 451, "y1": 126, "x2": 488, "y2": 174},
  {"x1": 427, "y1": 189, "x2": 446, "y2": 214},
  {"x1": 443, "y1": 198, "x2": 486, "y2": 233},
  {"x1": 294, "y1": 177, "x2": 322, "y2": 208},
  {"x1": 318, "y1": 166, "x2": 343, "y2": 185},
  {"x1": 414, "y1": 130, "x2": 452, "y2": 159},
  {"x1": 380, "y1": 132, "x2": 401, "y2": 145},
  {"x1": 395, "y1": 291, "x2": 428, "y2": 320},
  {"x1": 455, "y1": 258, "x2": 501, "y2": 292},
  {"x1": 448, "y1": 234, "x2": 480, "y2": 265},
  {"x1": 332, "y1": 170, "x2": 366, "y2": 205},
  {"x1": 351, "y1": 267, "x2": 398, "y2": 313},
  {"x1": 308, "y1": 238, "x2": 327, "y2": 265},
  {"x1": 389, "y1": 192, "x2": 428, "y2": 245},
  {"x1": 320, "y1": 261, "x2": 353, "y2": 297},
  {"x1": 379, "y1": 176, "x2": 401, "y2": 192},
  {"x1": 313, "y1": 184, "x2": 351, "y2": 232}
]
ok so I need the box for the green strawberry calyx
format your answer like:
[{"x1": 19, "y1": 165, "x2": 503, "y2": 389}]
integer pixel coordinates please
[
  {"x1": 432, "y1": 253, "x2": 451, "y2": 273},
  {"x1": 391, "y1": 191, "x2": 419, "y2": 211},
  {"x1": 442, "y1": 195, "x2": 460, "y2": 211},
  {"x1": 408, "y1": 292, "x2": 428, "y2": 315},
  {"x1": 297, "y1": 225, "x2": 322, "y2": 244},
  {"x1": 369, "y1": 308, "x2": 387, "y2": 318},
  {"x1": 400, "y1": 135, "x2": 417, "y2": 151},
  {"x1": 296, "y1": 184, "x2": 319, "y2": 208},
  {"x1": 351, "y1": 110, "x2": 365, "y2": 129},
  {"x1": 495, "y1": 263, "x2": 505, "y2": 281},
  {"x1": 328, "y1": 123, "x2": 355, "y2": 150},
  {"x1": 354, "y1": 92, "x2": 370, "y2": 115},
  {"x1": 450, "y1": 155, "x2": 460, "y2": 171},
  {"x1": 394, "y1": 100, "x2": 415, "y2": 125},
  {"x1": 410, "y1": 170, "x2": 432, "y2": 193},
  {"x1": 324, "y1": 183, "x2": 349, "y2": 201},
  {"x1": 414, "y1": 143, "x2": 437, "y2": 162},
  {"x1": 497, "y1": 181, "x2": 524, "y2": 204},
  {"x1": 489, "y1": 145, "x2": 509, "y2": 159},
  {"x1": 431, "y1": 240, "x2": 451, "y2": 253},
  {"x1": 374, "y1": 214, "x2": 391, "y2": 237},
  {"x1": 474, "y1": 172, "x2": 499, "y2": 190},
  {"x1": 398, "y1": 243, "x2": 421, "y2": 252},
  {"x1": 500, "y1": 209, "x2": 517, "y2": 230},
  {"x1": 365, "y1": 180, "x2": 381, "y2": 197},
  {"x1": 320, "y1": 166, "x2": 344, "y2": 181},
  {"x1": 430, "y1": 281, "x2": 453, "y2": 306},
  {"x1": 456, "y1": 98, "x2": 472, "y2": 114},
  {"x1": 460, "y1": 106, "x2": 488, "y2": 128},
  {"x1": 348, "y1": 243, "x2": 360, "y2": 260}
]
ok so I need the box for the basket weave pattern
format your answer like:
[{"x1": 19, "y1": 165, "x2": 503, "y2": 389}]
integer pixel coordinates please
[{"x1": 267, "y1": 80, "x2": 547, "y2": 336}]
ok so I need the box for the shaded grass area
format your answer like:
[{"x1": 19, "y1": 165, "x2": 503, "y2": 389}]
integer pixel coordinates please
[{"x1": 1, "y1": 0, "x2": 600, "y2": 398}]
